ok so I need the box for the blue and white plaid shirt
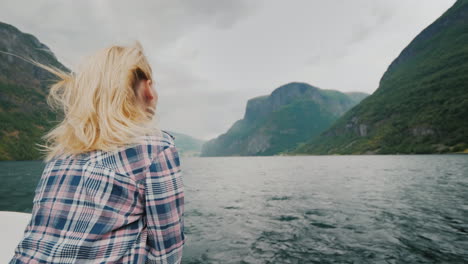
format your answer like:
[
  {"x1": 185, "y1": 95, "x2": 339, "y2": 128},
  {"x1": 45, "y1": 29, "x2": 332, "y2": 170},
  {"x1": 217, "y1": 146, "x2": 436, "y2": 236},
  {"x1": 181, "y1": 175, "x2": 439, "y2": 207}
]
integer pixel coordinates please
[{"x1": 9, "y1": 130, "x2": 185, "y2": 264}]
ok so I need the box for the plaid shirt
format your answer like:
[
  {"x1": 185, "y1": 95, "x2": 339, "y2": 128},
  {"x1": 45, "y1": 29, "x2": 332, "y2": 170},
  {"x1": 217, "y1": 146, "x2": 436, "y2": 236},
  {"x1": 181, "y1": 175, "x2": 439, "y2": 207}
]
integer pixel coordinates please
[{"x1": 9, "y1": 130, "x2": 185, "y2": 264}]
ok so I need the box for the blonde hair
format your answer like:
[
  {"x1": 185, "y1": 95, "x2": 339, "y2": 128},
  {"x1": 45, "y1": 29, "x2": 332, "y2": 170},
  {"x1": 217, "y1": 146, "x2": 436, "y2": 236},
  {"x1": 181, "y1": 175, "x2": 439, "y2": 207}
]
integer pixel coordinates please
[{"x1": 32, "y1": 41, "x2": 162, "y2": 162}]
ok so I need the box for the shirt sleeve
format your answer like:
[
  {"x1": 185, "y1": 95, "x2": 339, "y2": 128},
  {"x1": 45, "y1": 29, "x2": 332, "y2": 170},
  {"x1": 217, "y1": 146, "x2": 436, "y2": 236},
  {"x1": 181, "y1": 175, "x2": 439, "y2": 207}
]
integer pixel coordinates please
[{"x1": 143, "y1": 145, "x2": 185, "y2": 264}]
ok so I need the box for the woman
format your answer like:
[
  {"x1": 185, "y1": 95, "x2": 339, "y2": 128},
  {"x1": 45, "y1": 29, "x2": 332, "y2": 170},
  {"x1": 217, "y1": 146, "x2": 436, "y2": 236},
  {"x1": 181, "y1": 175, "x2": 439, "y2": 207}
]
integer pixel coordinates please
[{"x1": 9, "y1": 42, "x2": 185, "y2": 263}]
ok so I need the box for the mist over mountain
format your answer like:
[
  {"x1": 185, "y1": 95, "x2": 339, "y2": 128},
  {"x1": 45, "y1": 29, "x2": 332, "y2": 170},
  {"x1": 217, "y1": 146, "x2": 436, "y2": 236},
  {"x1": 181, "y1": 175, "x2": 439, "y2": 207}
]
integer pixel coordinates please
[{"x1": 168, "y1": 131, "x2": 205, "y2": 157}]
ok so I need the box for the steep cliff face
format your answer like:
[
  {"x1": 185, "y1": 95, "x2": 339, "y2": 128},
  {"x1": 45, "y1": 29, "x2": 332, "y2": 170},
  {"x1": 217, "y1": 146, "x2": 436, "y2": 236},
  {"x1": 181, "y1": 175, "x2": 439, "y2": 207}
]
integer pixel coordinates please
[
  {"x1": 201, "y1": 82, "x2": 368, "y2": 156},
  {"x1": 294, "y1": 0, "x2": 468, "y2": 154},
  {"x1": 0, "y1": 21, "x2": 68, "y2": 160}
]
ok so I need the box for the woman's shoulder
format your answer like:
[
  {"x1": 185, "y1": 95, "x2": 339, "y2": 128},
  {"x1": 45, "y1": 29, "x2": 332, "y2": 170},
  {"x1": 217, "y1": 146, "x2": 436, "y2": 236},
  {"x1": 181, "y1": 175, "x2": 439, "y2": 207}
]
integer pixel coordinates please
[
  {"x1": 139, "y1": 130, "x2": 177, "y2": 158},
  {"x1": 142, "y1": 130, "x2": 176, "y2": 148},
  {"x1": 84, "y1": 129, "x2": 177, "y2": 176},
  {"x1": 118, "y1": 130, "x2": 178, "y2": 181}
]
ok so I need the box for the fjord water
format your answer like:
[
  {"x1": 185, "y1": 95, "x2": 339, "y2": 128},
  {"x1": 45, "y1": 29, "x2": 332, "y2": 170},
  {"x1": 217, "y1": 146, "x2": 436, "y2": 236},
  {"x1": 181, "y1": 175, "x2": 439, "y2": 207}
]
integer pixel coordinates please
[{"x1": 1, "y1": 155, "x2": 467, "y2": 263}]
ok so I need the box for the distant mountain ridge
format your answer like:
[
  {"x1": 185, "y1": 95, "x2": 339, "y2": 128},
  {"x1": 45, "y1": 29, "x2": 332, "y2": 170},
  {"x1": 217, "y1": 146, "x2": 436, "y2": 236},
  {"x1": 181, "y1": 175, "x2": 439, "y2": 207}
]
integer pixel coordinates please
[
  {"x1": 201, "y1": 82, "x2": 368, "y2": 156},
  {"x1": 168, "y1": 131, "x2": 205, "y2": 157},
  {"x1": 293, "y1": 0, "x2": 468, "y2": 154}
]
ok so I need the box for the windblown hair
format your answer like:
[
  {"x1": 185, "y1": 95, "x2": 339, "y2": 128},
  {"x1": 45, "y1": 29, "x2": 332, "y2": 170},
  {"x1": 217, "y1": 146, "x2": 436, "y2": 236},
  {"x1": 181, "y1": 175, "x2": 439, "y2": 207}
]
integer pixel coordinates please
[{"x1": 34, "y1": 41, "x2": 162, "y2": 162}]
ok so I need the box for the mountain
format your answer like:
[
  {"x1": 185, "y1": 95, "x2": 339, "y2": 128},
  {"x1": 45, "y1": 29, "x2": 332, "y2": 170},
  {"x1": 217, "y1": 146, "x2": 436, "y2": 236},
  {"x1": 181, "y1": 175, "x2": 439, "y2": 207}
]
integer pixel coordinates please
[
  {"x1": 293, "y1": 0, "x2": 468, "y2": 155},
  {"x1": 0, "y1": 22, "x2": 68, "y2": 160},
  {"x1": 201, "y1": 82, "x2": 368, "y2": 156},
  {"x1": 168, "y1": 131, "x2": 205, "y2": 157}
]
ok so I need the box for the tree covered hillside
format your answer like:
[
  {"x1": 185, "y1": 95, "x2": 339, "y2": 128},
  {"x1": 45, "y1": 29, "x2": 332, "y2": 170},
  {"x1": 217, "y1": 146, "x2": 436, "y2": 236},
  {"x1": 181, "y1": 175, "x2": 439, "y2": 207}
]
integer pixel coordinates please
[{"x1": 294, "y1": 0, "x2": 468, "y2": 155}]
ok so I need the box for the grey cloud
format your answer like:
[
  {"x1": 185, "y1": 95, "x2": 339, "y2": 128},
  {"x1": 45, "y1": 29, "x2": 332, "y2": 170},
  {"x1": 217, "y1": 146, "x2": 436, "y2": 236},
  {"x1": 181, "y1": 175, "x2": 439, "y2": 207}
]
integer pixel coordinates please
[
  {"x1": 1, "y1": 0, "x2": 257, "y2": 64},
  {"x1": 347, "y1": 2, "x2": 396, "y2": 44},
  {"x1": 0, "y1": 0, "x2": 455, "y2": 139},
  {"x1": 158, "y1": 89, "x2": 246, "y2": 140}
]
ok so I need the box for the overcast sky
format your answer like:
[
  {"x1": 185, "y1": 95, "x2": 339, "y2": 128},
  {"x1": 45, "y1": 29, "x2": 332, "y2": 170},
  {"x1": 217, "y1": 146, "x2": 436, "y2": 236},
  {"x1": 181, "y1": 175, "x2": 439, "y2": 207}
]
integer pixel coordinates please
[{"x1": 0, "y1": 0, "x2": 455, "y2": 140}]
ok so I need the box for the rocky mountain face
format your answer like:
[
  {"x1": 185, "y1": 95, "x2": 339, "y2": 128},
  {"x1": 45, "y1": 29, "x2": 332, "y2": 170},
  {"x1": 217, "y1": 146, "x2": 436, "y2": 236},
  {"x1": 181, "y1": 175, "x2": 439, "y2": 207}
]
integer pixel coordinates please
[
  {"x1": 294, "y1": 0, "x2": 468, "y2": 154},
  {"x1": 0, "y1": 21, "x2": 68, "y2": 160},
  {"x1": 201, "y1": 82, "x2": 368, "y2": 156}
]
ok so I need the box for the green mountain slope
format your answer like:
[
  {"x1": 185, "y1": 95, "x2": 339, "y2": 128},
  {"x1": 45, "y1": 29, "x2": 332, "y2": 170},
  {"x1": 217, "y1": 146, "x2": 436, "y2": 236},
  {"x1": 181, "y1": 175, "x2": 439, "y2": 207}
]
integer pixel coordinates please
[
  {"x1": 168, "y1": 131, "x2": 205, "y2": 157},
  {"x1": 293, "y1": 0, "x2": 468, "y2": 155},
  {"x1": 0, "y1": 22, "x2": 68, "y2": 160},
  {"x1": 201, "y1": 82, "x2": 368, "y2": 156}
]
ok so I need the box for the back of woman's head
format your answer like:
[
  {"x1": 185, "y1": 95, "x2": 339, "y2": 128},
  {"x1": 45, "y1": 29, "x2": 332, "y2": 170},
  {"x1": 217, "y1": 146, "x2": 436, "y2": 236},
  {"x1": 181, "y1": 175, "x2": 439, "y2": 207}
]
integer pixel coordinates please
[{"x1": 36, "y1": 41, "x2": 162, "y2": 162}]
